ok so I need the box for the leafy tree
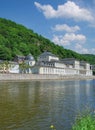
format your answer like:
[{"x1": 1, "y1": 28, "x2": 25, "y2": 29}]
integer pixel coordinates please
[
  {"x1": 0, "y1": 17, "x2": 94, "y2": 65},
  {"x1": 19, "y1": 61, "x2": 30, "y2": 73},
  {"x1": 0, "y1": 60, "x2": 10, "y2": 73}
]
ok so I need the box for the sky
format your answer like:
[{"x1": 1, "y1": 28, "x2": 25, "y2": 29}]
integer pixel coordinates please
[{"x1": 0, "y1": 0, "x2": 95, "y2": 54}]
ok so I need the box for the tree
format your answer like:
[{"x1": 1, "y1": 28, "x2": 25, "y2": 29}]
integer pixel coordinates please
[
  {"x1": 0, "y1": 61, "x2": 10, "y2": 73},
  {"x1": 0, "y1": 18, "x2": 94, "y2": 65},
  {"x1": 19, "y1": 61, "x2": 30, "y2": 74}
]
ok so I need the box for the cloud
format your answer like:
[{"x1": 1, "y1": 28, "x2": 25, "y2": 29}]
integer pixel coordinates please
[
  {"x1": 34, "y1": 1, "x2": 94, "y2": 22},
  {"x1": 75, "y1": 43, "x2": 95, "y2": 54},
  {"x1": 52, "y1": 24, "x2": 80, "y2": 33},
  {"x1": 52, "y1": 35, "x2": 70, "y2": 46},
  {"x1": 52, "y1": 33, "x2": 86, "y2": 46},
  {"x1": 75, "y1": 43, "x2": 89, "y2": 54},
  {"x1": 34, "y1": 2, "x2": 56, "y2": 18}
]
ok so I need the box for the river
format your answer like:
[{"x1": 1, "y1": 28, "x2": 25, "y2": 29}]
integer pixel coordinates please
[{"x1": 0, "y1": 79, "x2": 95, "y2": 130}]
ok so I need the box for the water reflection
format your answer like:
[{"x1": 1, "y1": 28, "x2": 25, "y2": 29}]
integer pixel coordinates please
[{"x1": 0, "y1": 80, "x2": 95, "y2": 130}]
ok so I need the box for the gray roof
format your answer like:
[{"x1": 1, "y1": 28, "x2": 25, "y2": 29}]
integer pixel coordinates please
[
  {"x1": 80, "y1": 61, "x2": 86, "y2": 64},
  {"x1": 16, "y1": 55, "x2": 25, "y2": 58},
  {"x1": 39, "y1": 51, "x2": 57, "y2": 57},
  {"x1": 62, "y1": 58, "x2": 76, "y2": 61},
  {"x1": 25, "y1": 54, "x2": 34, "y2": 61}
]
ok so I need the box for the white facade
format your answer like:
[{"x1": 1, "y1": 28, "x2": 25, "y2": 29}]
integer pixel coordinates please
[
  {"x1": 32, "y1": 52, "x2": 93, "y2": 76},
  {"x1": 62, "y1": 58, "x2": 80, "y2": 69},
  {"x1": 5, "y1": 52, "x2": 92, "y2": 76},
  {"x1": 9, "y1": 62, "x2": 19, "y2": 73},
  {"x1": 55, "y1": 62, "x2": 66, "y2": 68},
  {"x1": 32, "y1": 66, "x2": 80, "y2": 75}
]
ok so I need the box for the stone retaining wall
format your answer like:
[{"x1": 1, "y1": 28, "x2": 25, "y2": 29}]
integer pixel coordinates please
[
  {"x1": 0, "y1": 74, "x2": 95, "y2": 81},
  {"x1": 0, "y1": 74, "x2": 59, "y2": 80}
]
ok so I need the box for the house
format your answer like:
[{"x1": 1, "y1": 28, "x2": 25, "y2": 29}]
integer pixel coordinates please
[
  {"x1": 9, "y1": 54, "x2": 35, "y2": 73},
  {"x1": 14, "y1": 55, "x2": 25, "y2": 63},
  {"x1": 9, "y1": 61, "x2": 19, "y2": 73}
]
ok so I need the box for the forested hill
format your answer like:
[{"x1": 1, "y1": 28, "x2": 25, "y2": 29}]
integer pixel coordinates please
[{"x1": 0, "y1": 18, "x2": 95, "y2": 64}]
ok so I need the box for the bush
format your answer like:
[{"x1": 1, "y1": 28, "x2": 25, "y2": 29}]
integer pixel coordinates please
[{"x1": 72, "y1": 113, "x2": 95, "y2": 130}]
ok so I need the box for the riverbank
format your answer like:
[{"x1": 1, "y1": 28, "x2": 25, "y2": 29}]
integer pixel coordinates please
[{"x1": 0, "y1": 74, "x2": 95, "y2": 81}]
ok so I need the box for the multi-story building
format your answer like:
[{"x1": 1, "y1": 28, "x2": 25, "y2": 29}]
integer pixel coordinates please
[
  {"x1": 32, "y1": 51, "x2": 92, "y2": 76},
  {"x1": 1, "y1": 51, "x2": 92, "y2": 76}
]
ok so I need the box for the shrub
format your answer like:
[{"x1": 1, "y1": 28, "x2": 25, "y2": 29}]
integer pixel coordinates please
[{"x1": 72, "y1": 113, "x2": 95, "y2": 130}]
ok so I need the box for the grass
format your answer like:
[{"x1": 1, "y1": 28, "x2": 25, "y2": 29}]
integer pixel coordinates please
[{"x1": 72, "y1": 111, "x2": 95, "y2": 130}]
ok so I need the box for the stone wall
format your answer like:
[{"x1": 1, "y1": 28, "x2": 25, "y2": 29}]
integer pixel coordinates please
[
  {"x1": 0, "y1": 74, "x2": 94, "y2": 81},
  {"x1": 0, "y1": 74, "x2": 59, "y2": 80}
]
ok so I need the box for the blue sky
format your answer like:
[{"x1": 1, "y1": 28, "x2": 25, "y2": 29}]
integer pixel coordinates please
[{"x1": 0, "y1": 0, "x2": 95, "y2": 54}]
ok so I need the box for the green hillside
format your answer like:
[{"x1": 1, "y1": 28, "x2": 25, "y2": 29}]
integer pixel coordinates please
[
  {"x1": 0, "y1": 18, "x2": 95, "y2": 64},
  {"x1": 82, "y1": 54, "x2": 95, "y2": 65}
]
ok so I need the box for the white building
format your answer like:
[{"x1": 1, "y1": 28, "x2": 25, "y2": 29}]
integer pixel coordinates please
[
  {"x1": 24, "y1": 53, "x2": 35, "y2": 73},
  {"x1": 9, "y1": 61, "x2": 19, "y2": 73},
  {"x1": 3, "y1": 51, "x2": 92, "y2": 76},
  {"x1": 32, "y1": 51, "x2": 92, "y2": 76},
  {"x1": 80, "y1": 61, "x2": 92, "y2": 76},
  {"x1": 38, "y1": 51, "x2": 59, "y2": 62},
  {"x1": 9, "y1": 54, "x2": 35, "y2": 73}
]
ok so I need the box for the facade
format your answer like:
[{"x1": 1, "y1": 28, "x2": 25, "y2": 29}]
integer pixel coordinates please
[
  {"x1": 9, "y1": 61, "x2": 19, "y2": 73},
  {"x1": 24, "y1": 54, "x2": 35, "y2": 73},
  {"x1": 32, "y1": 51, "x2": 92, "y2": 76},
  {"x1": 9, "y1": 54, "x2": 35, "y2": 73},
  {"x1": 38, "y1": 51, "x2": 59, "y2": 62},
  {"x1": 0, "y1": 52, "x2": 92, "y2": 76}
]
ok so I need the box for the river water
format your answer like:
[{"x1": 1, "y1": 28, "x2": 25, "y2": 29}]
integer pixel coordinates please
[{"x1": 0, "y1": 79, "x2": 95, "y2": 130}]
